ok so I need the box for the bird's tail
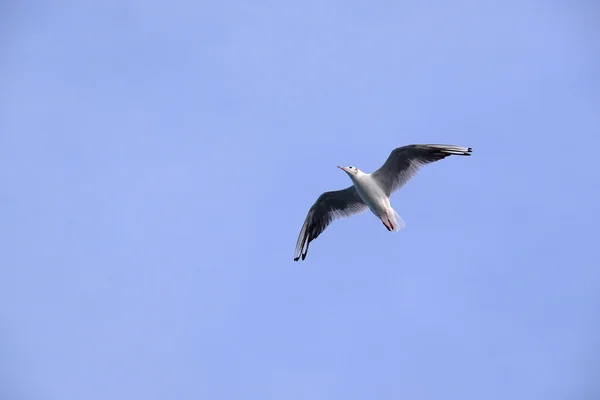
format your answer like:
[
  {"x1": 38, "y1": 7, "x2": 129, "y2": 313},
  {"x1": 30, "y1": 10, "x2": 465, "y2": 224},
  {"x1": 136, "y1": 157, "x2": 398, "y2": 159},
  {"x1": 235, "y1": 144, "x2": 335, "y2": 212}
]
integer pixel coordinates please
[{"x1": 386, "y1": 207, "x2": 406, "y2": 232}]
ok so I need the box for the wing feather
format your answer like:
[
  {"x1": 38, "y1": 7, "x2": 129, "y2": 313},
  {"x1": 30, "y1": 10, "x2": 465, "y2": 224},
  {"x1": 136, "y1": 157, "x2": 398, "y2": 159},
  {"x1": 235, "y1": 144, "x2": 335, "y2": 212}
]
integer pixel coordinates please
[
  {"x1": 371, "y1": 144, "x2": 472, "y2": 196},
  {"x1": 294, "y1": 186, "x2": 367, "y2": 261}
]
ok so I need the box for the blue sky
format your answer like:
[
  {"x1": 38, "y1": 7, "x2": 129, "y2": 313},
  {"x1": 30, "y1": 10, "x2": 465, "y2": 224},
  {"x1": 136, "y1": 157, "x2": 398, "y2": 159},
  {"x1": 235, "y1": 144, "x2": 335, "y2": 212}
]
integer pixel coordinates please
[{"x1": 1, "y1": 1, "x2": 599, "y2": 399}]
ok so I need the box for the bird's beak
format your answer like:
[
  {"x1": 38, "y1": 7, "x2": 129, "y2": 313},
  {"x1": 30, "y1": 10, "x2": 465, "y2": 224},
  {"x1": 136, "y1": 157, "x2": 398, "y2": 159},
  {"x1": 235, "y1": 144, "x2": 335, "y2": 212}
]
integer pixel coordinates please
[{"x1": 337, "y1": 166, "x2": 346, "y2": 172}]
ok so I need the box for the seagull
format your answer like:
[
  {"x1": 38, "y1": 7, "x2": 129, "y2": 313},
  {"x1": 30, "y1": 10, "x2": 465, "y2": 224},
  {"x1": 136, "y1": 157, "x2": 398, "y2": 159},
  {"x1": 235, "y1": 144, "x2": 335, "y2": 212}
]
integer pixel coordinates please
[{"x1": 293, "y1": 144, "x2": 472, "y2": 261}]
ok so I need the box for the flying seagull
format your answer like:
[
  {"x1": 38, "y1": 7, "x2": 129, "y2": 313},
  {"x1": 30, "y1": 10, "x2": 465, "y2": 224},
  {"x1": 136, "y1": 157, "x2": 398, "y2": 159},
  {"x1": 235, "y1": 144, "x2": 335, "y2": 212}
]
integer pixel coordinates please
[{"x1": 294, "y1": 144, "x2": 472, "y2": 261}]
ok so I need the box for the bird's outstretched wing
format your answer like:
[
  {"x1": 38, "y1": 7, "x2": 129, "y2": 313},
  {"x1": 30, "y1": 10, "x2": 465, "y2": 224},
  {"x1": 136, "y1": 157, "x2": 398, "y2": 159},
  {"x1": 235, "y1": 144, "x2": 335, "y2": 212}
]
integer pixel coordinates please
[
  {"x1": 294, "y1": 186, "x2": 367, "y2": 261},
  {"x1": 371, "y1": 144, "x2": 472, "y2": 196}
]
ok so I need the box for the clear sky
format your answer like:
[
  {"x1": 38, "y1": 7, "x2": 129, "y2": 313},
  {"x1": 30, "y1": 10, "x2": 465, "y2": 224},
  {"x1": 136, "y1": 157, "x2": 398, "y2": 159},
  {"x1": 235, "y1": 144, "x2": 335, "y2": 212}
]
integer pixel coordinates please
[{"x1": 2, "y1": 1, "x2": 599, "y2": 399}]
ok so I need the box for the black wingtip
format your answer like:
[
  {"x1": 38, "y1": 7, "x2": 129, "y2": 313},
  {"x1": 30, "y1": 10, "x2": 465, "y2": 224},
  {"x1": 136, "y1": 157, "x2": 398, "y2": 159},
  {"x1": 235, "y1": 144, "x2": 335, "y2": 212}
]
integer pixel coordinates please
[
  {"x1": 293, "y1": 253, "x2": 307, "y2": 262},
  {"x1": 460, "y1": 147, "x2": 473, "y2": 156}
]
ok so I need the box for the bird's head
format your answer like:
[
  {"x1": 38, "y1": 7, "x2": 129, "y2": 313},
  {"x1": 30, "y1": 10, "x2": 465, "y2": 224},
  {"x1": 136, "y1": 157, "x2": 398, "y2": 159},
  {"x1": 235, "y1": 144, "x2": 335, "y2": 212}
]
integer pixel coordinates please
[{"x1": 337, "y1": 165, "x2": 361, "y2": 176}]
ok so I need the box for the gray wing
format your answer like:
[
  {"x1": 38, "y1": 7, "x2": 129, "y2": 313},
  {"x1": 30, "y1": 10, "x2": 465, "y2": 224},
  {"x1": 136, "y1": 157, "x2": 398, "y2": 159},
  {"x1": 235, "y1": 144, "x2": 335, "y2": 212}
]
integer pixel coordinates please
[
  {"x1": 371, "y1": 144, "x2": 472, "y2": 196},
  {"x1": 294, "y1": 186, "x2": 367, "y2": 261}
]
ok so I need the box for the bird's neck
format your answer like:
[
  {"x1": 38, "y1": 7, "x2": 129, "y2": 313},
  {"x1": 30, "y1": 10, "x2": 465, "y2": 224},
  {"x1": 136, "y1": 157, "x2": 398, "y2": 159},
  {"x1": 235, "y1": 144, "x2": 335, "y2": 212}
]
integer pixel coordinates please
[{"x1": 349, "y1": 172, "x2": 368, "y2": 185}]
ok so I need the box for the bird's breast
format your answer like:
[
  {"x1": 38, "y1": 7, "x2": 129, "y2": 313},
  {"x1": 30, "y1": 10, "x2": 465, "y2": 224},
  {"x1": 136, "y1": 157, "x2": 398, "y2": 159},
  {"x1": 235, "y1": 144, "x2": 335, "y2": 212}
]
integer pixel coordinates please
[{"x1": 353, "y1": 176, "x2": 389, "y2": 216}]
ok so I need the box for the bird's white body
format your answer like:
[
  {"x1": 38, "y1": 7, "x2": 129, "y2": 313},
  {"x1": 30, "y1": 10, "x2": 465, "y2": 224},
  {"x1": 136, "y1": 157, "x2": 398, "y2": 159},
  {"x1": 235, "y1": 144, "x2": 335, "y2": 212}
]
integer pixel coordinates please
[
  {"x1": 343, "y1": 169, "x2": 405, "y2": 231},
  {"x1": 348, "y1": 172, "x2": 387, "y2": 212}
]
